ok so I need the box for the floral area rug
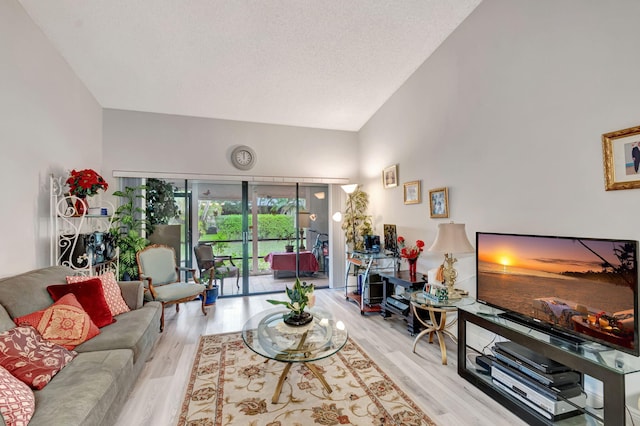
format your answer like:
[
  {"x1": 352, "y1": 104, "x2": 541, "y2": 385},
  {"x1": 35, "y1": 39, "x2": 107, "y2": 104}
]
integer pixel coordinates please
[{"x1": 178, "y1": 332, "x2": 436, "y2": 426}]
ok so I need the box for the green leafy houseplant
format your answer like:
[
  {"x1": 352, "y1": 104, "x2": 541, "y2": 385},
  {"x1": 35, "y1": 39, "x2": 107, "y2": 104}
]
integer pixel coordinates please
[
  {"x1": 342, "y1": 186, "x2": 373, "y2": 251},
  {"x1": 146, "y1": 178, "x2": 181, "y2": 234},
  {"x1": 267, "y1": 278, "x2": 315, "y2": 323},
  {"x1": 110, "y1": 185, "x2": 150, "y2": 280}
]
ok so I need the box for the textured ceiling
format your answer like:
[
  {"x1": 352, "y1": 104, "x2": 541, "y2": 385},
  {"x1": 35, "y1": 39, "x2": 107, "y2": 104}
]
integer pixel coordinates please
[{"x1": 19, "y1": 0, "x2": 481, "y2": 131}]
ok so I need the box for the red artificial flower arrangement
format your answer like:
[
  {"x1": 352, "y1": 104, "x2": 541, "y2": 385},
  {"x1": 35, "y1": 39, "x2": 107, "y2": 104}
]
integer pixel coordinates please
[
  {"x1": 66, "y1": 169, "x2": 109, "y2": 198},
  {"x1": 397, "y1": 236, "x2": 425, "y2": 259}
]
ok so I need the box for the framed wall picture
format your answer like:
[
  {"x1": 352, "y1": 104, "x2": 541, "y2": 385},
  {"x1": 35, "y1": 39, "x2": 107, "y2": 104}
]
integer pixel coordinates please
[
  {"x1": 383, "y1": 224, "x2": 398, "y2": 255},
  {"x1": 403, "y1": 181, "x2": 421, "y2": 204},
  {"x1": 382, "y1": 164, "x2": 398, "y2": 188},
  {"x1": 429, "y1": 187, "x2": 449, "y2": 218},
  {"x1": 602, "y1": 125, "x2": 640, "y2": 190}
]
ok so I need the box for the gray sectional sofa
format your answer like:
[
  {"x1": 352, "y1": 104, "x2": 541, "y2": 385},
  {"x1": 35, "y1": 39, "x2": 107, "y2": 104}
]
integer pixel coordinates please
[{"x1": 0, "y1": 266, "x2": 162, "y2": 426}]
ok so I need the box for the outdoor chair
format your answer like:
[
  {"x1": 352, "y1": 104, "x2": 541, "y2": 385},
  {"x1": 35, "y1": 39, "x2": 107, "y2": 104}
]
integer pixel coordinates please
[
  {"x1": 136, "y1": 244, "x2": 206, "y2": 331},
  {"x1": 194, "y1": 243, "x2": 240, "y2": 296}
]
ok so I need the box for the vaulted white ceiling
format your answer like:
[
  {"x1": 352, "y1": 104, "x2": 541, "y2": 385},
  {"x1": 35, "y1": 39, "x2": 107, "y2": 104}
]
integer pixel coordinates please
[{"x1": 19, "y1": 0, "x2": 481, "y2": 131}]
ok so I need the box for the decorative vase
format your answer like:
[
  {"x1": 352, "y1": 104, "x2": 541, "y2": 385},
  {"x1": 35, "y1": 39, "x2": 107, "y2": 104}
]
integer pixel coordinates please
[
  {"x1": 284, "y1": 310, "x2": 313, "y2": 326},
  {"x1": 407, "y1": 258, "x2": 417, "y2": 278},
  {"x1": 74, "y1": 196, "x2": 87, "y2": 216}
]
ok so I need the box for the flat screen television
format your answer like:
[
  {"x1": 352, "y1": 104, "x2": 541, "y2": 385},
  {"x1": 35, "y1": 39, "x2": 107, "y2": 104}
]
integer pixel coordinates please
[{"x1": 476, "y1": 232, "x2": 639, "y2": 355}]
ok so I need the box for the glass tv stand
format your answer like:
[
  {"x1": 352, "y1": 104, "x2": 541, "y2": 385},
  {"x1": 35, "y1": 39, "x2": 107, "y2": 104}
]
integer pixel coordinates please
[{"x1": 458, "y1": 303, "x2": 640, "y2": 425}]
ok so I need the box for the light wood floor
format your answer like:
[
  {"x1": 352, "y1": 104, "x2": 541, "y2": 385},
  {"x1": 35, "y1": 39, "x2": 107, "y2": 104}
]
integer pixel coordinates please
[{"x1": 114, "y1": 287, "x2": 526, "y2": 426}]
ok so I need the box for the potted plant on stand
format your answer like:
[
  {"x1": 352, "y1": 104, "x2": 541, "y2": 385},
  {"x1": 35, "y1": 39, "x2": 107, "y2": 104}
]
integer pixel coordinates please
[
  {"x1": 342, "y1": 186, "x2": 373, "y2": 251},
  {"x1": 146, "y1": 178, "x2": 182, "y2": 264},
  {"x1": 110, "y1": 185, "x2": 150, "y2": 280},
  {"x1": 65, "y1": 169, "x2": 109, "y2": 215}
]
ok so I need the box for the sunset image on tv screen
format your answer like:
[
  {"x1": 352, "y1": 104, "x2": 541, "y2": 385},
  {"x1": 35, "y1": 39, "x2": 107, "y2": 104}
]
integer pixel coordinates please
[{"x1": 477, "y1": 233, "x2": 637, "y2": 352}]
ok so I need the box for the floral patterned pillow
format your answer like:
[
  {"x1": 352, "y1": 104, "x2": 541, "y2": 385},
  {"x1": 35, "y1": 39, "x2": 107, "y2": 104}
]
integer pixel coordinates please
[
  {"x1": 0, "y1": 326, "x2": 76, "y2": 390},
  {"x1": 67, "y1": 271, "x2": 130, "y2": 316},
  {"x1": 14, "y1": 293, "x2": 100, "y2": 350}
]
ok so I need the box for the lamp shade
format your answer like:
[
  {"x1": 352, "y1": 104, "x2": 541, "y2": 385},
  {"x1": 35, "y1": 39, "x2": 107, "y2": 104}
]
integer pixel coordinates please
[
  {"x1": 341, "y1": 184, "x2": 358, "y2": 194},
  {"x1": 428, "y1": 223, "x2": 474, "y2": 254},
  {"x1": 296, "y1": 211, "x2": 311, "y2": 228}
]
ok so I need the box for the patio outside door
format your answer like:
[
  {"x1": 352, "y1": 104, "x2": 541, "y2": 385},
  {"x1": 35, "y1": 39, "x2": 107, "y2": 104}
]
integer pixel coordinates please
[{"x1": 195, "y1": 181, "x2": 329, "y2": 296}]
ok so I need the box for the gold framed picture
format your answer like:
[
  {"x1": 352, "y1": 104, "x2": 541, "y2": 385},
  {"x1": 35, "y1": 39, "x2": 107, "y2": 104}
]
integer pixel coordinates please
[
  {"x1": 403, "y1": 181, "x2": 421, "y2": 204},
  {"x1": 602, "y1": 125, "x2": 640, "y2": 190},
  {"x1": 429, "y1": 187, "x2": 449, "y2": 218},
  {"x1": 382, "y1": 164, "x2": 398, "y2": 189}
]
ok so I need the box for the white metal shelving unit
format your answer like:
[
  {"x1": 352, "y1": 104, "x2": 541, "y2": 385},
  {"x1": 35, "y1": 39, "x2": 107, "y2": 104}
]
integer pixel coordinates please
[{"x1": 50, "y1": 175, "x2": 118, "y2": 276}]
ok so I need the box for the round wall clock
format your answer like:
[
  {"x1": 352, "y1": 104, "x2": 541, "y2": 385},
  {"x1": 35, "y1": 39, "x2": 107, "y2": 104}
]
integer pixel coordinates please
[{"x1": 230, "y1": 145, "x2": 256, "y2": 170}]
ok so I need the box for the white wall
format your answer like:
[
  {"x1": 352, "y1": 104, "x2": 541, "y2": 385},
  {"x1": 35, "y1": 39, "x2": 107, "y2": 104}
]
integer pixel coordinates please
[
  {"x1": 359, "y1": 0, "x2": 640, "y2": 293},
  {"x1": 102, "y1": 109, "x2": 359, "y2": 181},
  {"x1": 0, "y1": 0, "x2": 102, "y2": 276}
]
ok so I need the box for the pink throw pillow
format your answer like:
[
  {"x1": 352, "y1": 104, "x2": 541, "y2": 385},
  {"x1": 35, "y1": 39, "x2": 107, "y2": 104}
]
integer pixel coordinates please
[
  {"x1": 0, "y1": 365, "x2": 35, "y2": 425},
  {"x1": 67, "y1": 272, "x2": 130, "y2": 316}
]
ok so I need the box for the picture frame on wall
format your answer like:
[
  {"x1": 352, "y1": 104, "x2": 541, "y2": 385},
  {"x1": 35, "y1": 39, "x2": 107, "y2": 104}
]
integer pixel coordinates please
[
  {"x1": 383, "y1": 224, "x2": 398, "y2": 256},
  {"x1": 602, "y1": 124, "x2": 640, "y2": 190},
  {"x1": 403, "y1": 181, "x2": 421, "y2": 204},
  {"x1": 382, "y1": 164, "x2": 398, "y2": 189},
  {"x1": 429, "y1": 187, "x2": 449, "y2": 218}
]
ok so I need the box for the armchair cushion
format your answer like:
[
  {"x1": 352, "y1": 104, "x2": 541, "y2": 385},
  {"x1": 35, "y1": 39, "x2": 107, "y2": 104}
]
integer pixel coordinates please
[
  {"x1": 143, "y1": 282, "x2": 204, "y2": 303},
  {"x1": 137, "y1": 246, "x2": 178, "y2": 286}
]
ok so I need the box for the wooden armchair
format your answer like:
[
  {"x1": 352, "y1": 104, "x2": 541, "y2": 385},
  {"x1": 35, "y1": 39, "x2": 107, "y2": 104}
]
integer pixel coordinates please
[
  {"x1": 194, "y1": 243, "x2": 240, "y2": 295},
  {"x1": 136, "y1": 244, "x2": 206, "y2": 331}
]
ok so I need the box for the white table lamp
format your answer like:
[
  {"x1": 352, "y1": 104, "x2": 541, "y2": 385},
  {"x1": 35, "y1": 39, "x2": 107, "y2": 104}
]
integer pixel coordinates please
[{"x1": 428, "y1": 222, "x2": 474, "y2": 297}]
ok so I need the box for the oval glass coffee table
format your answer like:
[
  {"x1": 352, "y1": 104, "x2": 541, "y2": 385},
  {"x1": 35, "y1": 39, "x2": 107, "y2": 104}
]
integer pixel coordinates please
[{"x1": 242, "y1": 307, "x2": 348, "y2": 403}]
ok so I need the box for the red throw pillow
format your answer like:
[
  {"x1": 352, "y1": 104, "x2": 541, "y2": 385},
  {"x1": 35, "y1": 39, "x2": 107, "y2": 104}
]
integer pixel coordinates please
[
  {"x1": 14, "y1": 293, "x2": 100, "y2": 350},
  {"x1": 0, "y1": 325, "x2": 76, "y2": 390},
  {"x1": 66, "y1": 272, "x2": 130, "y2": 316},
  {"x1": 47, "y1": 278, "x2": 114, "y2": 328}
]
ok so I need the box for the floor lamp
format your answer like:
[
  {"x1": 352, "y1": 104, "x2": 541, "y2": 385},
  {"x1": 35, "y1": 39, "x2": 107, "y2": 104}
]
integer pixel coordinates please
[
  {"x1": 428, "y1": 222, "x2": 474, "y2": 298},
  {"x1": 341, "y1": 184, "x2": 358, "y2": 250},
  {"x1": 297, "y1": 211, "x2": 311, "y2": 250}
]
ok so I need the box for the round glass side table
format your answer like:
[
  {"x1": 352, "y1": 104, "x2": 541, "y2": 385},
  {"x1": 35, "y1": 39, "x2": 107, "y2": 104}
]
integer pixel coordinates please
[{"x1": 410, "y1": 291, "x2": 475, "y2": 365}]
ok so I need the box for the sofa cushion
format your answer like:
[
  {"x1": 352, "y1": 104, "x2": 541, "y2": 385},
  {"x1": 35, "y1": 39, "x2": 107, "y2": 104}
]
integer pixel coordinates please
[
  {"x1": 0, "y1": 266, "x2": 72, "y2": 319},
  {"x1": 0, "y1": 365, "x2": 35, "y2": 426},
  {"x1": 15, "y1": 294, "x2": 100, "y2": 350},
  {"x1": 74, "y1": 302, "x2": 161, "y2": 363},
  {"x1": 29, "y1": 350, "x2": 133, "y2": 426},
  {"x1": 47, "y1": 278, "x2": 114, "y2": 328},
  {"x1": 66, "y1": 272, "x2": 130, "y2": 317},
  {"x1": 0, "y1": 326, "x2": 76, "y2": 390}
]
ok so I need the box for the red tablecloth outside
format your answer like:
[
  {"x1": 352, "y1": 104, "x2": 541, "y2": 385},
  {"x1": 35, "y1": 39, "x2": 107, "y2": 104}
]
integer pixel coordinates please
[{"x1": 264, "y1": 251, "x2": 319, "y2": 272}]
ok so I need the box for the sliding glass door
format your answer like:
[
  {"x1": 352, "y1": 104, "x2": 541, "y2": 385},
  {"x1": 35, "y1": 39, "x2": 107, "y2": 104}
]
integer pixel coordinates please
[
  {"x1": 194, "y1": 181, "x2": 329, "y2": 296},
  {"x1": 118, "y1": 177, "x2": 329, "y2": 296}
]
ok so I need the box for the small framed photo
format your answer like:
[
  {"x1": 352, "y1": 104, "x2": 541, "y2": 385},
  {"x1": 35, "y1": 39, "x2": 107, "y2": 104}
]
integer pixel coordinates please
[
  {"x1": 403, "y1": 181, "x2": 421, "y2": 204},
  {"x1": 382, "y1": 164, "x2": 398, "y2": 189},
  {"x1": 429, "y1": 187, "x2": 449, "y2": 218},
  {"x1": 602, "y1": 125, "x2": 640, "y2": 190}
]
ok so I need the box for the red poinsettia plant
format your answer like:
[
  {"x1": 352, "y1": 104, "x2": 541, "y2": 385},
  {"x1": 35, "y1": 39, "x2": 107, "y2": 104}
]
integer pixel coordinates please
[
  {"x1": 66, "y1": 169, "x2": 109, "y2": 198},
  {"x1": 397, "y1": 236, "x2": 425, "y2": 260}
]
